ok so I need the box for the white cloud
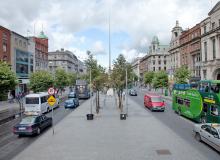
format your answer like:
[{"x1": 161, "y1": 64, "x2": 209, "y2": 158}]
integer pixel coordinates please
[{"x1": 92, "y1": 41, "x2": 106, "y2": 55}]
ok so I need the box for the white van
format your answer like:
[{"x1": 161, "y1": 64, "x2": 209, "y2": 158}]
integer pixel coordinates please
[{"x1": 24, "y1": 92, "x2": 59, "y2": 115}]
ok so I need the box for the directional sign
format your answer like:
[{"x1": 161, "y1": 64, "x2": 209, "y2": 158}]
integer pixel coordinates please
[
  {"x1": 48, "y1": 87, "x2": 55, "y2": 95},
  {"x1": 47, "y1": 95, "x2": 56, "y2": 106}
]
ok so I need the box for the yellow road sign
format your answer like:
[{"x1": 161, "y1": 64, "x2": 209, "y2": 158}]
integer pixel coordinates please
[{"x1": 47, "y1": 95, "x2": 56, "y2": 106}]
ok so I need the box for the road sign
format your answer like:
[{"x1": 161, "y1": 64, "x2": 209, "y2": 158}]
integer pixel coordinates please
[
  {"x1": 48, "y1": 87, "x2": 55, "y2": 95},
  {"x1": 47, "y1": 95, "x2": 56, "y2": 106}
]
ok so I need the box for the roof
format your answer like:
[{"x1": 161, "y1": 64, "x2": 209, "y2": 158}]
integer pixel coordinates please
[
  {"x1": 25, "y1": 92, "x2": 48, "y2": 97},
  {"x1": 144, "y1": 93, "x2": 161, "y2": 97},
  {"x1": 38, "y1": 31, "x2": 48, "y2": 39},
  {"x1": 208, "y1": 1, "x2": 220, "y2": 16}
]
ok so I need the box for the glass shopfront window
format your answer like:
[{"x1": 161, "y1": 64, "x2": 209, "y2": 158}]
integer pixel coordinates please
[
  {"x1": 16, "y1": 50, "x2": 28, "y2": 63},
  {"x1": 16, "y1": 63, "x2": 28, "y2": 75}
]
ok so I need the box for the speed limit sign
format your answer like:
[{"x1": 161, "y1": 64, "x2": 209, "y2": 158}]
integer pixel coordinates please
[{"x1": 48, "y1": 87, "x2": 55, "y2": 95}]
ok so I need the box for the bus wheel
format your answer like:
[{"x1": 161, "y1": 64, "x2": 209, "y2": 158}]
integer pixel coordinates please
[
  {"x1": 195, "y1": 133, "x2": 201, "y2": 142},
  {"x1": 200, "y1": 117, "x2": 206, "y2": 123}
]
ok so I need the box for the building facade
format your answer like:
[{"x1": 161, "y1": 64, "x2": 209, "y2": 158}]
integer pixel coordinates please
[
  {"x1": 200, "y1": 2, "x2": 220, "y2": 80},
  {"x1": 33, "y1": 31, "x2": 48, "y2": 71},
  {"x1": 11, "y1": 32, "x2": 33, "y2": 94},
  {"x1": 0, "y1": 26, "x2": 11, "y2": 63},
  {"x1": 179, "y1": 24, "x2": 201, "y2": 82},
  {"x1": 131, "y1": 57, "x2": 141, "y2": 81},
  {"x1": 48, "y1": 48, "x2": 78, "y2": 74},
  {"x1": 77, "y1": 60, "x2": 87, "y2": 75},
  {"x1": 168, "y1": 21, "x2": 183, "y2": 79}
]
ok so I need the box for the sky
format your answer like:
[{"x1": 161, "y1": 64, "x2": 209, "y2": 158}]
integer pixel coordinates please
[{"x1": 0, "y1": 0, "x2": 219, "y2": 68}]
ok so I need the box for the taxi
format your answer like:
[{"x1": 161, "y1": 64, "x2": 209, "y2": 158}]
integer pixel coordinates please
[{"x1": 193, "y1": 123, "x2": 220, "y2": 152}]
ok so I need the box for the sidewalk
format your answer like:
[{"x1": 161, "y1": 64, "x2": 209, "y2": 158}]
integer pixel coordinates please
[{"x1": 12, "y1": 94, "x2": 210, "y2": 160}]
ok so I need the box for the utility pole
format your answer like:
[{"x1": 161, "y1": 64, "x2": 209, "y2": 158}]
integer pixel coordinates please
[
  {"x1": 108, "y1": 7, "x2": 111, "y2": 76},
  {"x1": 126, "y1": 67, "x2": 128, "y2": 116},
  {"x1": 90, "y1": 67, "x2": 92, "y2": 114}
]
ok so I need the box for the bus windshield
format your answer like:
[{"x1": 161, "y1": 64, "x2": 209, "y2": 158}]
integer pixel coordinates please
[{"x1": 26, "y1": 97, "x2": 39, "y2": 104}]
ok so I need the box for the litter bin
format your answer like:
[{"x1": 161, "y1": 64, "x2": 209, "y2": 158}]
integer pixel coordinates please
[
  {"x1": 164, "y1": 89, "x2": 168, "y2": 96},
  {"x1": 120, "y1": 114, "x2": 127, "y2": 120},
  {"x1": 86, "y1": 114, "x2": 94, "y2": 120}
]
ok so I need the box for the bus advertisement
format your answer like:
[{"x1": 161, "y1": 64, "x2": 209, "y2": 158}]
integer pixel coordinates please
[{"x1": 172, "y1": 81, "x2": 220, "y2": 123}]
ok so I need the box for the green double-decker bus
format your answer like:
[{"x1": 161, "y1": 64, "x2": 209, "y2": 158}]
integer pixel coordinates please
[{"x1": 172, "y1": 80, "x2": 220, "y2": 123}]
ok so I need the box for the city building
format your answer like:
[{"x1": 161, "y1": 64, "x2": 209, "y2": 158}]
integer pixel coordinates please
[
  {"x1": 131, "y1": 57, "x2": 141, "y2": 82},
  {"x1": 0, "y1": 26, "x2": 11, "y2": 63},
  {"x1": 11, "y1": 31, "x2": 34, "y2": 94},
  {"x1": 168, "y1": 21, "x2": 183, "y2": 80},
  {"x1": 179, "y1": 24, "x2": 201, "y2": 82},
  {"x1": 200, "y1": 1, "x2": 220, "y2": 80},
  {"x1": 48, "y1": 48, "x2": 78, "y2": 74},
  {"x1": 139, "y1": 55, "x2": 148, "y2": 81},
  {"x1": 77, "y1": 60, "x2": 87, "y2": 75},
  {"x1": 30, "y1": 31, "x2": 48, "y2": 71}
]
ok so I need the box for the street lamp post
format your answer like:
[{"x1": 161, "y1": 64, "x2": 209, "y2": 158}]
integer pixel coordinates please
[{"x1": 126, "y1": 67, "x2": 128, "y2": 116}]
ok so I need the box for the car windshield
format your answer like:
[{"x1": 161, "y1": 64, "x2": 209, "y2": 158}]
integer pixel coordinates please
[
  {"x1": 26, "y1": 97, "x2": 39, "y2": 104},
  {"x1": 151, "y1": 97, "x2": 162, "y2": 102},
  {"x1": 68, "y1": 94, "x2": 76, "y2": 98},
  {"x1": 20, "y1": 116, "x2": 36, "y2": 124},
  {"x1": 65, "y1": 100, "x2": 73, "y2": 104}
]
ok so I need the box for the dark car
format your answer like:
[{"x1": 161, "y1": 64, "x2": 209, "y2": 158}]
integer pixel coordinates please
[
  {"x1": 129, "y1": 89, "x2": 137, "y2": 96},
  {"x1": 13, "y1": 115, "x2": 52, "y2": 136},
  {"x1": 64, "y1": 99, "x2": 78, "y2": 109},
  {"x1": 68, "y1": 92, "x2": 80, "y2": 107}
]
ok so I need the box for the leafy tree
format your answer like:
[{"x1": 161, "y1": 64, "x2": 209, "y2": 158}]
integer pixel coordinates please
[
  {"x1": 67, "y1": 72, "x2": 77, "y2": 86},
  {"x1": 84, "y1": 51, "x2": 108, "y2": 113},
  {"x1": 174, "y1": 66, "x2": 191, "y2": 84},
  {"x1": 54, "y1": 68, "x2": 68, "y2": 93},
  {"x1": 0, "y1": 61, "x2": 17, "y2": 100},
  {"x1": 30, "y1": 70, "x2": 54, "y2": 93},
  {"x1": 152, "y1": 71, "x2": 168, "y2": 93},
  {"x1": 144, "y1": 71, "x2": 155, "y2": 90},
  {"x1": 111, "y1": 54, "x2": 132, "y2": 112}
]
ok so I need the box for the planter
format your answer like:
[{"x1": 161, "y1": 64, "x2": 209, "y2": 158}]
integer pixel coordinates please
[
  {"x1": 120, "y1": 113, "x2": 127, "y2": 120},
  {"x1": 86, "y1": 114, "x2": 94, "y2": 120}
]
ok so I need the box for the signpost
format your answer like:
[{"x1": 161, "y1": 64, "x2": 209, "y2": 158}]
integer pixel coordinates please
[{"x1": 47, "y1": 88, "x2": 56, "y2": 135}]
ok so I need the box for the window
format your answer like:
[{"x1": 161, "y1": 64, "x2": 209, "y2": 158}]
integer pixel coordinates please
[
  {"x1": 211, "y1": 127, "x2": 219, "y2": 138},
  {"x1": 153, "y1": 67, "x2": 155, "y2": 71},
  {"x1": 203, "y1": 70, "x2": 207, "y2": 80},
  {"x1": 158, "y1": 56, "x2": 160, "y2": 58},
  {"x1": 176, "y1": 97, "x2": 183, "y2": 105},
  {"x1": 204, "y1": 25, "x2": 207, "y2": 33},
  {"x1": 159, "y1": 67, "x2": 161, "y2": 70},
  {"x1": 219, "y1": 19, "x2": 220, "y2": 26},
  {"x1": 210, "y1": 105, "x2": 219, "y2": 116},
  {"x1": 164, "y1": 67, "x2": 166, "y2": 70},
  {"x1": 164, "y1": 60, "x2": 166, "y2": 65},
  {"x1": 204, "y1": 42, "x2": 207, "y2": 61},
  {"x1": 212, "y1": 22, "x2": 215, "y2": 29},
  {"x1": 16, "y1": 63, "x2": 28, "y2": 74},
  {"x1": 184, "y1": 99, "x2": 190, "y2": 107},
  {"x1": 41, "y1": 96, "x2": 48, "y2": 104},
  {"x1": 26, "y1": 97, "x2": 39, "y2": 104},
  {"x1": 3, "y1": 43, "x2": 7, "y2": 52},
  {"x1": 153, "y1": 60, "x2": 155, "y2": 65},
  {"x1": 158, "y1": 61, "x2": 161, "y2": 65},
  {"x1": 19, "y1": 40, "x2": 22, "y2": 46},
  {"x1": 212, "y1": 38, "x2": 216, "y2": 59}
]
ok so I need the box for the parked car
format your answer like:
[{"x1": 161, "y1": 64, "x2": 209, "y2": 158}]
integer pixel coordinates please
[
  {"x1": 193, "y1": 123, "x2": 220, "y2": 152},
  {"x1": 129, "y1": 89, "x2": 137, "y2": 96},
  {"x1": 13, "y1": 115, "x2": 52, "y2": 136},
  {"x1": 68, "y1": 92, "x2": 79, "y2": 107},
  {"x1": 144, "y1": 93, "x2": 165, "y2": 111},
  {"x1": 64, "y1": 99, "x2": 78, "y2": 109}
]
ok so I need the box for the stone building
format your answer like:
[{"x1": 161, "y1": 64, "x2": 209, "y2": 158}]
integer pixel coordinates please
[
  {"x1": 179, "y1": 24, "x2": 201, "y2": 82},
  {"x1": 0, "y1": 26, "x2": 11, "y2": 64},
  {"x1": 200, "y1": 1, "x2": 220, "y2": 80},
  {"x1": 131, "y1": 57, "x2": 141, "y2": 81},
  {"x1": 48, "y1": 48, "x2": 78, "y2": 74},
  {"x1": 168, "y1": 21, "x2": 183, "y2": 79}
]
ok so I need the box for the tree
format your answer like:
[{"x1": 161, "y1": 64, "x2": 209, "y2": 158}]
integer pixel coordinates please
[
  {"x1": 111, "y1": 54, "x2": 132, "y2": 112},
  {"x1": 144, "y1": 71, "x2": 155, "y2": 90},
  {"x1": 174, "y1": 66, "x2": 191, "y2": 84},
  {"x1": 67, "y1": 72, "x2": 77, "y2": 86},
  {"x1": 152, "y1": 70, "x2": 168, "y2": 93},
  {"x1": 84, "y1": 51, "x2": 108, "y2": 114},
  {"x1": 30, "y1": 70, "x2": 54, "y2": 93},
  {"x1": 0, "y1": 61, "x2": 17, "y2": 100},
  {"x1": 54, "y1": 68, "x2": 68, "y2": 94}
]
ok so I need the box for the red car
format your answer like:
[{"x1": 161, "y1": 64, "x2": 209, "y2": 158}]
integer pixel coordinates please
[{"x1": 144, "y1": 93, "x2": 165, "y2": 112}]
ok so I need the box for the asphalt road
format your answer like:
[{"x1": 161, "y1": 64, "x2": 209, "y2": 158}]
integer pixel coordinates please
[
  {"x1": 0, "y1": 100, "x2": 86, "y2": 160},
  {"x1": 130, "y1": 89, "x2": 220, "y2": 159}
]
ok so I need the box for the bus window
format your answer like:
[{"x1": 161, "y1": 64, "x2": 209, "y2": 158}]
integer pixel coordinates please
[
  {"x1": 176, "y1": 97, "x2": 183, "y2": 105},
  {"x1": 203, "y1": 103, "x2": 208, "y2": 113},
  {"x1": 210, "y1": 83, "x2": 220, "y2": 93},
  {"x1": 199, "y1": 82, "x2": 209, "y2": 92},
  {"x1": 210, "y1": 105, "x2": 219, "y2": 116},
  {"x1": 184, "y1": 99, "x2": 190, "y2": 107},
  {"x1": 26, "y1": 97, "x2": 39, "y2": 104}
]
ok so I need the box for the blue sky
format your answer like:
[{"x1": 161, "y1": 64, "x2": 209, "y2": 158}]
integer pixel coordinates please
[{"x1": 0, "y1": 0, "x2": 219, "y2": 68}]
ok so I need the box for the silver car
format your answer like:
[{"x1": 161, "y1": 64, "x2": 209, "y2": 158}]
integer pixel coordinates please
[{"x1": 193, "y1": 123, "x2": 220, "y2": 152}]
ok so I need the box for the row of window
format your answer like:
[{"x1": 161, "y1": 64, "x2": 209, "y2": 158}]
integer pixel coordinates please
[
  {"x1": 152, "y1": 60, "x2": 166, "y2": 65},
  {"x1": 204, "y1": 19, "x2": 220, "y2": 34},
  {"x1": 152, "y1": 67, "x2": 166, "y2": 71}
]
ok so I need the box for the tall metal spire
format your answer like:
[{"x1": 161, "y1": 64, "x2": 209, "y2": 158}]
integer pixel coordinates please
[{"x1": 108, "y1": 7, "x2": 111, "y2": 75}]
